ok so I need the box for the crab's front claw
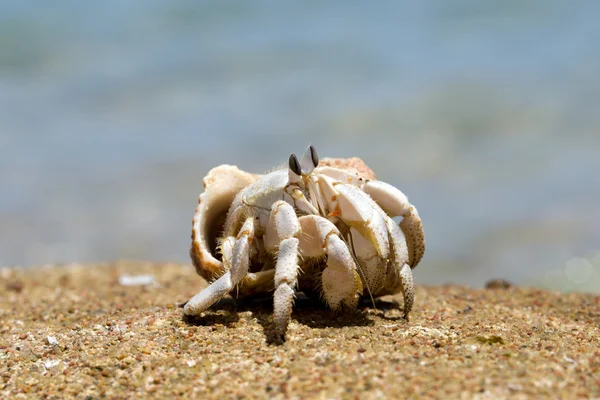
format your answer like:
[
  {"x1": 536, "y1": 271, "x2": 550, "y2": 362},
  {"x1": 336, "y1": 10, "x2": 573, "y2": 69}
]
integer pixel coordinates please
[
  {"x1": 362, "y1": 181, "x2": 425, "y2": 268},
  {"x1": 317, "y1": 176, "x2": 390, "y2": 260}
]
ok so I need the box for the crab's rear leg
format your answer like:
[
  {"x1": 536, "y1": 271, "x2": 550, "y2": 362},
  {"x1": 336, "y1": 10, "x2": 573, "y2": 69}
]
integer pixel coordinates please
[
  {"x1": 384, "y1": 216, "x2": 415, "y2": 319},
  {"x1": 183, "y1": 217, "x2": 254, "y2": 316},
  {"x1": 362, "y1": 180, "x2": 425, "y2": 268}
]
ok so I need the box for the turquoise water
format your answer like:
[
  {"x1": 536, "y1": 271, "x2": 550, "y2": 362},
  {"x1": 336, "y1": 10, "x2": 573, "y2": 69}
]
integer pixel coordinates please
[{"x1": 1, "y1": 2, "x2": 599, "y2": 291}]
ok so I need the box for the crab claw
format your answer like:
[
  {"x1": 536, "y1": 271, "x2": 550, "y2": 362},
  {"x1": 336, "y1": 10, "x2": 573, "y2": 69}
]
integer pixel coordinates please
[{"x1": 317, "y1": 175, "x2": 390, "y2": 260}]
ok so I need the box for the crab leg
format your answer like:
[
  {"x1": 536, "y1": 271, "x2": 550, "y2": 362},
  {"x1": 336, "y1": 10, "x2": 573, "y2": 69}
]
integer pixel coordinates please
[
  {"x1": 183, "y1": 217, "x2": 254, "y2": 316},
  {"x1": 298, "y1": 215, "x2": 363, "y2": 311},
  {"x1": 383, "y1": 215, "x2": 415, "y2": 319},
  {"x1": 237, "y1": 269, "x2": 276, "y2": 297},
  {"x1": 264, "y1": 201, "x2": 302, "y2": 338},
  {"x1": 362, "y1": 181, "x2": 425, "y2": 268}
]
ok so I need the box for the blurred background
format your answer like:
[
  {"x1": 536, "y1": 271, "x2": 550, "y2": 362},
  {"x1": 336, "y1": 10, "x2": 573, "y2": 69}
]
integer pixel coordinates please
[{"x1": 1, "y1": 1, "x2": 599, "y2": 292}]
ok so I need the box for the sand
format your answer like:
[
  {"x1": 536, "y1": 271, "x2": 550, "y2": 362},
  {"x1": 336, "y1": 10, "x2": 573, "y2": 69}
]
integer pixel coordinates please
[{"x1": 1, "y1": 261, "x2": 599, "y2": 399}]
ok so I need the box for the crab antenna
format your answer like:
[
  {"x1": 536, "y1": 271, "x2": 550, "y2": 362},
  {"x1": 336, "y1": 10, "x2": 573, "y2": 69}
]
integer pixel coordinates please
[{"x1": 300, "y1": 145, "x2": 319, "y2": 175}]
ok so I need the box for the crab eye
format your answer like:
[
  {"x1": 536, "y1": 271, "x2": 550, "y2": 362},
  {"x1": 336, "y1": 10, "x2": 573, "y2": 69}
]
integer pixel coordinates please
[
  {"x1": 289, "y1": 153, "x2": 302, "y2": 176},
  {"x1": 299, "y1": 145, "x2": 319, "y2": 175},
  {"x1": 309, "y1": 145, "x2": 319, "y2": 168}
]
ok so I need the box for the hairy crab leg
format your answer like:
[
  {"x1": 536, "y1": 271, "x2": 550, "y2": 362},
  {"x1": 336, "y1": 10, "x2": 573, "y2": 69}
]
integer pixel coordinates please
[
  {"x1": 362, "y1": 180, "x2": 425, "y2": 268},
  {"x1": 398, "y1": 264, "x2": 414, "y2": 319},
  {"x1": 183, "y1": 217, "x2": 254, "y2": 316},
  {"x1": 264, "y1": 201, "x2": 302, "y2": 339},
  {"x1": 298, "y1": 215, "x2": 363, "y2": 311},
  {"x1": 383, "y1": 215, "x2": 415, "y2": 319}
]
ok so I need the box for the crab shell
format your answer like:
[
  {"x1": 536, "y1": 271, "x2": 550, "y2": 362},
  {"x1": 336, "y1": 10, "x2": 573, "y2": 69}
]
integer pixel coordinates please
[{"x1": 190, "y1": 158, "x2": 378, "y2": 291}]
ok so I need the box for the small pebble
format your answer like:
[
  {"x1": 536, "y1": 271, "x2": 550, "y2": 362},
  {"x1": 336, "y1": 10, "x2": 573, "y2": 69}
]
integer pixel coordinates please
[
  {"x1": 46, "y1": 336, "x2": 59, "y2": 346},
  {"x1": 485, "y1": 279, "x2": 513, "y2": 289},
  {"x1": 6, "y1": 280, "x2": 24, "y2": 293}
]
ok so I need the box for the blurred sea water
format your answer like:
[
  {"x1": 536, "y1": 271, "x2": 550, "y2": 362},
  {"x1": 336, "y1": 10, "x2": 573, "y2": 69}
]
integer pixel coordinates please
[{"x1": 1, "y1": 1, "x2": 599, "y2": 291}]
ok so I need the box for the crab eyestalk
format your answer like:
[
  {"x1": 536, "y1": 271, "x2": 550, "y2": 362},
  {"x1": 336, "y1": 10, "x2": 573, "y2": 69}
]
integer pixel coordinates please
[
  {"x1": 289, "y1": 145, "x2": 320, "y2": 184},
  {"x1": 288, "y1": 153, "x2": 302, "y2": 184},
  {"x1": 300, "y1": 145, "x2": 319, "y2": 175}
]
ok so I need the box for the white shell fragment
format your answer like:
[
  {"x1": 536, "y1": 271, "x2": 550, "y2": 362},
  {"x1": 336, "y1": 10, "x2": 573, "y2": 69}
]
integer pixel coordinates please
[
  {"x1": 118, "y1": 274, "x2": 156, "y2": 286},
  {"x1": 45, "y1": 336, "x2": 59, "y2": 346},
  {"x1": 44, "y1": 360, "x2": 61, "y2": 369}
]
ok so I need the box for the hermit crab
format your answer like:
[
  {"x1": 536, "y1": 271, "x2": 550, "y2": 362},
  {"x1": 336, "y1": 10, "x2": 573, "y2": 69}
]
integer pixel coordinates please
[{"x1": 184, "y1": 146, "x2": 425, "y2": 339}]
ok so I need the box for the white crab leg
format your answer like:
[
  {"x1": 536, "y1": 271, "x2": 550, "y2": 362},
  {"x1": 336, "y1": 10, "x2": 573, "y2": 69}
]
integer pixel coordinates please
[
  {"x1": 383, "y1": 215, "x2": 414, "y2": 318},
  {"x1": 183, "y1": 217, "x2": 254, "y2": 316},
  {"x1": 399, "y1": 206, "x2": 425, "y2": 268},
  {"x1": 264, "y1": 200, "x2": 302, "y2": 337},
  {"x1": 362, "y1": 180, "x2": 425, "y2": 268},
  {"x1": 298, "y1": 215, "x2": 363, "y2": 310}
]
